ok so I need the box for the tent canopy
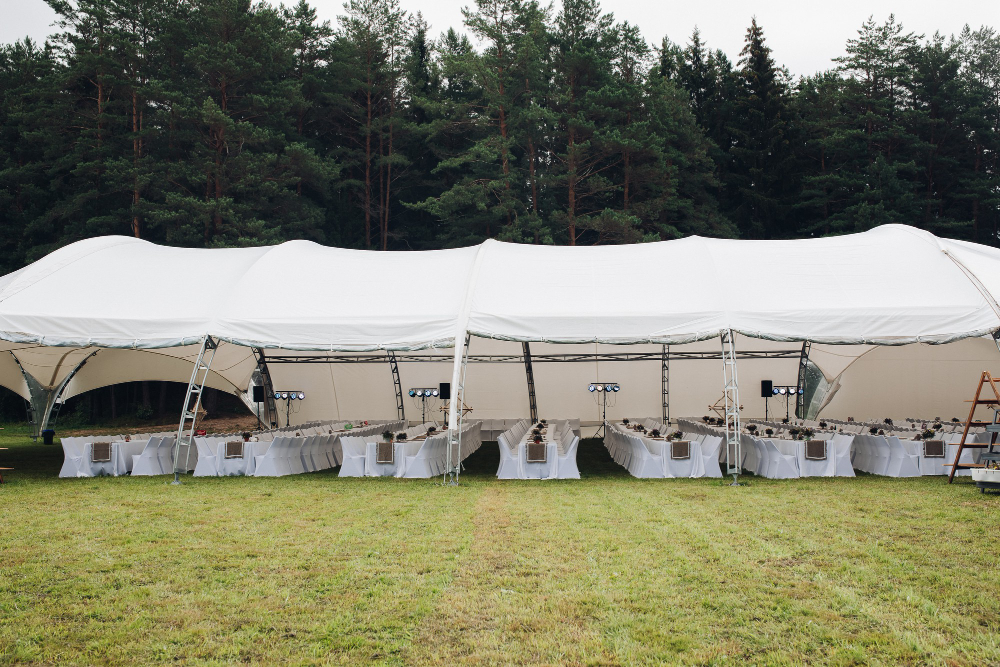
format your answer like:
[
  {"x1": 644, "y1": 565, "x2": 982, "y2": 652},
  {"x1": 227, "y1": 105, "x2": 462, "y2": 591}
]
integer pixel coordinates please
[
  {"x1": 1, "y1": 224, "x2": 999, "y2": 352},
  {"x1": 2, "y1": 224, "x2": 1000, "y2": 429}
]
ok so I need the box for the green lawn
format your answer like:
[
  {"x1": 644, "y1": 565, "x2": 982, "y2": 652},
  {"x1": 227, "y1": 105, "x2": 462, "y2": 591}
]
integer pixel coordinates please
[{"x1": 1, "y1": 426, "x2": 998, "y2": 665}]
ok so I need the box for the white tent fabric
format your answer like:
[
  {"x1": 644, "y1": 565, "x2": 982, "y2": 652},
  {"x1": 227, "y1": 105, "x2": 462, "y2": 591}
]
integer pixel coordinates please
[
  {"x1": 2, "y1": 225, "x2": 1000, "y2": 436},
  {"x1": 2, "y1": 226, "x2": 999, "y2": 351}
]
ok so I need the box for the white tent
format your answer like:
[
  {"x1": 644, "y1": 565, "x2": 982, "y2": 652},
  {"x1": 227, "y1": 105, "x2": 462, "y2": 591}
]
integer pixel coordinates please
[{"x1": 2, "y1": 224, "x2": 999, "y2": 478}]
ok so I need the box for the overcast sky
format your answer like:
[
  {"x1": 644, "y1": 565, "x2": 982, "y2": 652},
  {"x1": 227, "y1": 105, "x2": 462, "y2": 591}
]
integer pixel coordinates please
[{"x1": 4, "y1": 0, "x2": 997, "y2": 77}]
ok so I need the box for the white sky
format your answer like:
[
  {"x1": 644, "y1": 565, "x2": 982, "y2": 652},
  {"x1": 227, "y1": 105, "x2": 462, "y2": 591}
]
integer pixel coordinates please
[{"x1": 3, "y1": 0, "x2": 997, "y2": 77}]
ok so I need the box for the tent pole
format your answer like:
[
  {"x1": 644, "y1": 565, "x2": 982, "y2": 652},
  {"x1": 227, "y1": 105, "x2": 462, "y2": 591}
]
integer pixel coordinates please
[
  {"x1": 523, "y1": 342, "x2": 538, "y2": 423},
  {"x1": 662, "y1": 344, "x2": 670, "y2": 425},
  {"x1": 721, "y1": 330, "x2": 742, "y2": 486},
  {"x1": 445, "y1": 333, "x2": 470, "y2": 485},
  {"x1": 795, "y1": 341, "x2": 811, "y2": 419},
  {"x1": 251, "y1": 347, "x2": 278, "y2": 429},
  {"x1": 11, "y1": 350, "x2": 99, "y2": 439}
]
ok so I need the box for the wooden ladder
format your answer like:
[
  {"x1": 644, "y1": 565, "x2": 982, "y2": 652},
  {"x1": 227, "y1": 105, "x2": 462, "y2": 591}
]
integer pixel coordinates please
[{"x1": 948, "y1": 371, "x2": 1000, "y2": 483}]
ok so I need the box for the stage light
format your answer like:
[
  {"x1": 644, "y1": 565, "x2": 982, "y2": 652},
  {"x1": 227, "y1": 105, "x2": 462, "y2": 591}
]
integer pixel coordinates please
[
  {"x1": 416, "y1": 389, "x2": 424, "y2": 397},
  {"x1": 797, "y1": 388, "x2": 804, "y2": 395},
  {"x1": 274, "y1": 391, "x2": 281, "y2": 399},
  {"x1": 778, "y1": 387, "x2": 786, "y2": 395},
  {"x1": 612, "y1": 384, "x2": 620, "y2": 392},
  {"x1": 298, "y1": 392, "x2": 305, "y2": 400},
  {"x1": 597, "y1": 384, "x2": 604, "y2": 391},
  {"x1": 280, "y1": 392, "x2": 288, "y2": 399},
  {"x1": 408, "y1": 389, "x2": 415, "y2": 397},
  {"x1": 772, "y1": 387, "x2": 780, "y2": 395},
  {"x1": 589, "y1": 384, "x2": 596, "y2": 392},
  {"x1": 431, "y1": 389, "x2": 439, "y2": 397}
]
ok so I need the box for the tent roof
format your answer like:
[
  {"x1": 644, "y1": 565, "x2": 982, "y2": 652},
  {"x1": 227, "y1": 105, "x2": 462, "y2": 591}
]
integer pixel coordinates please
[{"x1": 1, "y1": 225, "x2": 998, "y2": 351}]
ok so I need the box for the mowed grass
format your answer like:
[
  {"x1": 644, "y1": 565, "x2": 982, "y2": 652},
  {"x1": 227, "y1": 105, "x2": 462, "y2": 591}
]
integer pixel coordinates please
[{"x1": 1, "y1": 426, "x2": 999, "y2": 665}]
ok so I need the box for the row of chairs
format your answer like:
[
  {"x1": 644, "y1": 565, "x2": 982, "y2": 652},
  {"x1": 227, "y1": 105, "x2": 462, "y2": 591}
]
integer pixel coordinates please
[
  {"x1": 606, "y1": 421, "x2": 722, "y2": 478},
  {"x1": 59, "y1": 435, "x2": 179, "y2": 478},
  {"x1": 496, "y1": 420, "x2": 581, "y2": 479},
  {"x1": 340, "y1": 421, "x2": 480, "y2": 478}
]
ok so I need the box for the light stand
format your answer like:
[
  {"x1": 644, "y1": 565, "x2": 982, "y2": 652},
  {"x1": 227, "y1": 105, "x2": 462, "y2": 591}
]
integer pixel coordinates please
[
  {"x1": 408, "y1": 388, "x2": 440, "y2": 424},
  {"x1": 273, "y1": 390, "x2": 305, "y2": 428},
  {"x1": 589, "y1": 382, "x2": 620, "y2": 438},
  {"x1": 768, "y1": 386, "x2": 802, "y2": 421}
]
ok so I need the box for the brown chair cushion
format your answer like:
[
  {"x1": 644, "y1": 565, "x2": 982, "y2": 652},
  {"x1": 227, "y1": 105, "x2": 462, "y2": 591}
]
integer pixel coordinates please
[{"x1": 805, "y1": 440, "x2": 827, "y2": 461}]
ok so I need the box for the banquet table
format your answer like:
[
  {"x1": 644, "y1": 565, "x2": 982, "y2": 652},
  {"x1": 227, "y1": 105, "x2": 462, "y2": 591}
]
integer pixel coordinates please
[{"x1": 512, "y1": 428, "x2": 563, "y2": 480}]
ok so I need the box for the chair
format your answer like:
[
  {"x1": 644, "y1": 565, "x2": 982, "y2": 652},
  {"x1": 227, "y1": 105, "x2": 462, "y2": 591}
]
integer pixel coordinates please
[
  {"x1": 131, "y1": 437, "x2": 167, "y2": 476},
  {"x1": 399, "y1": 434, "x2": 447, "y2": 478},
  {"x1": 699, "y1": 435, "x2": 724, "y2": 478},
  {"x1": 496, "y1": 433, "x2": 520, "y2": 479},
  {"x1": 829, "y1": 433, "x2": 856, "y2": 477},
  {"x1": 285, "y1": 437, "x2": 306, "y2": 475},
  {"x1": 761, "y1": 439, "x2": 799, "y2": 478},
  {"x1": 254, "y1": 437, "x2": 292, "y2": 477},
  {"x1": 557, "y1": 435, "x2": 581, "y2": 479},
  {"x1": 866, "y1": 436, "x2": 891, "y2": 475},
  {"x1": 193, "y1": 438, "x2": 219, "y2": 476},
  {"x1": 625, "y1": 435, "x2": 662, "y2": 478},
  {"x1": 885, "y1": 436, "x2": 921, "y2": 477},
  {"x1": 156, "y1": 436, "x2": 178, "y2": 474},
  {"x1": 338, "y1": 436, "x2": 367, "y2": 477},
  {"x1": 58, "y1": 437, "x2": 88, "y2": 478}
]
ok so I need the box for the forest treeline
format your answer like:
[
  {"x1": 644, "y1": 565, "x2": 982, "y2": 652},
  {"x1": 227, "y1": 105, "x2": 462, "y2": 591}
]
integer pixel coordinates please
[{"x1": 0, "y1": 0, "x2": 998, "y2": 274}]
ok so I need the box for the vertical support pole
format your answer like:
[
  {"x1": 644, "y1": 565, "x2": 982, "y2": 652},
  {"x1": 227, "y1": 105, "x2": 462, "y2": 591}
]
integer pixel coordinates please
[
  {"x1": 721, "y1": 330, "x2": 742, "y2": 485},
  {"x1": 251, "y1": 347, "x2": 278, "y2": 429},
  {"x1": 445, "y1": 333, "x2": 471, "y2": 485},
  {"x1": 523, "y1": 342, "x2": 538, "y2": 423},
  {"x1": 795, "y1": 341, "x2": 811, "y2": 419},
  {"x1": 387, "y1": 351, "x2": 405, "y2": 423},
  {"x1": 10, "y1": 350, "x2": 99, "y2": 439},
  {"x1": 661, "y1": 344, "x2": 670, "y2": 425}
]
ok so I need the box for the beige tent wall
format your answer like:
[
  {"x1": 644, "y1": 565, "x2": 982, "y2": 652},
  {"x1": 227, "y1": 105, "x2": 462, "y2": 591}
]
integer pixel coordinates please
[
  {"x1": 818, "y1": 337, "x2": 1000, "y2": 421},
  {"x1": 4, "y1": 335, "x2": 997, "y2": 429},
  {"x1": 258, "y1": 336, "x2": 803, "y2": 427}
]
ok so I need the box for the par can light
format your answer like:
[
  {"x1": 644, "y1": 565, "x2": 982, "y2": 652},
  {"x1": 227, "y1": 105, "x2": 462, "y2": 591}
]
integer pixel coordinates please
[
  {"x1": 588, "y1": 384, "x2": 596, "y2": 392},
  {"x1": 298, "y1": 392, "x2": 305, "y2": 400},
  {"x1": 408, "y1": 389, "x2": 415, "y2": 397}
]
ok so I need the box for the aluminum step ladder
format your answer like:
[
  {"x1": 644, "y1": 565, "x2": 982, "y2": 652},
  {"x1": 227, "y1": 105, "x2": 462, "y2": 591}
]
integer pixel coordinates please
[{"x1": 173, "y1": 336, "x2": 218, "y2": 483}]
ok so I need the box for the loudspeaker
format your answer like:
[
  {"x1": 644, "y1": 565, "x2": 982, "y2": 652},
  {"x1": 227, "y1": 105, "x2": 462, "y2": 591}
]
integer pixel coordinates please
[
  {"x1": 439, "y1": 382, "x2": 451, "y2": 400},
  {"x1": 252, "y1": 385, "x2": 266, "y2": 403},
  {"x1": 760, "y1": 380, "x2": 773, "y2": 398}
]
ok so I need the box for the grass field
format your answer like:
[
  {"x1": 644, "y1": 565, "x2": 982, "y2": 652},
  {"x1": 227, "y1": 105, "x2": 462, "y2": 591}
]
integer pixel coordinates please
[{"x1": 1, "y1": 425, "x2": 999, "y2": 665}]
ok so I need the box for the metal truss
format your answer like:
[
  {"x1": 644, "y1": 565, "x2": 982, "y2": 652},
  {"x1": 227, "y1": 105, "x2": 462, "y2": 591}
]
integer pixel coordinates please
[
  {"x1": 662, "y1": 345, "x2": 670, "y2": 424},
  {"x1": 795, "y1": 341, "x2": 812, "y2": 418},
  {"x1": 263, "y1": 349, "x2": 800, "y2": 364},
  {"x1": 523, "y1": 342, "x2": 538, "y2": 423},
  {"x1": 251, "y1": 347, "x2": 279, "y2": 429},
  {"x1": 387, "y1": 351, "x2": 405, "y2": 422},
  {"x1": 721, "y1": 330, "x2": 742, "y2": 484}
]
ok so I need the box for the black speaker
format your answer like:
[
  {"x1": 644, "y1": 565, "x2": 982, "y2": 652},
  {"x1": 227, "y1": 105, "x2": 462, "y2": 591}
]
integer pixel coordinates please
[
  {"x1": 252, "y1": 385, "x2": 266, "y2": 403},
  {"x1": 760, "y1": 380, "x2": 773, "y2": 398},
  {"x1": 439, "y1": 382, "x2": 451, "y2": 400}
]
